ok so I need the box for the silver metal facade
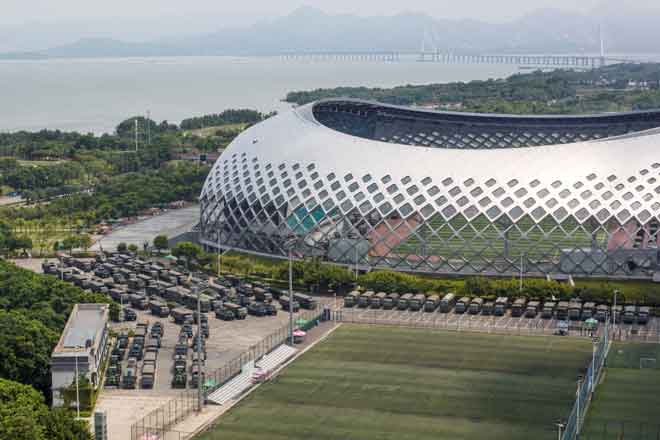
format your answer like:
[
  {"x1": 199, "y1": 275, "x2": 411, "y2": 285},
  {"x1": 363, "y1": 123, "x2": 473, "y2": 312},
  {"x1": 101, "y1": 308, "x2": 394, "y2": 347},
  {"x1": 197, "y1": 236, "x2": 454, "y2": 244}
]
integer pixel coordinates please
[{"x1": 200, "y1": 100, "x2": 660, "y2": 279}]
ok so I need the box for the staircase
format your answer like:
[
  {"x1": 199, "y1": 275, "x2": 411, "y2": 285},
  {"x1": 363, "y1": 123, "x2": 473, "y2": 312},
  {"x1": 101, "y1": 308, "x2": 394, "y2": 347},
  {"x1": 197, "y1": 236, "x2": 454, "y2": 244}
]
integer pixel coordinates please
[{"x1": 206, "y1": 345, "x2": 298, "y2": 406}]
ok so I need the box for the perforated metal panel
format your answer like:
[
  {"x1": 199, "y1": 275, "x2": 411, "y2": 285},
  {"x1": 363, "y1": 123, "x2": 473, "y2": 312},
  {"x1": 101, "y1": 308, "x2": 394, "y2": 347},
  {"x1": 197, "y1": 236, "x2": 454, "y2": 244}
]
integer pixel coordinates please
[{"x1": 200, "y1": 100, "x2": 660, "y2": 278}]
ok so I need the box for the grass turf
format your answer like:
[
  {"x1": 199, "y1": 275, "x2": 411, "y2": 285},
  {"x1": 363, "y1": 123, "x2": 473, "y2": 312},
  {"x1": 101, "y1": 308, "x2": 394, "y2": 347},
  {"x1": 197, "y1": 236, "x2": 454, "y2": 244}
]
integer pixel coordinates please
[
  {"x1": 197, "y1": 325, "x2": 592, "y2": 440},
  {"x1": 582, "y1": 342, "x2": 660, "y2": 439}
]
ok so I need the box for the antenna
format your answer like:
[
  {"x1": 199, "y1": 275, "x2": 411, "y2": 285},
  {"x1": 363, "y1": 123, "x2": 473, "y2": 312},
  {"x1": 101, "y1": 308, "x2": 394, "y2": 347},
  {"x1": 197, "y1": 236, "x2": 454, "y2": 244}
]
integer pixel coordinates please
[
  {"x1": 134, "y1": 119, "x2": 138, "y2": 152},
  {"x1": 599, "y1": 25, "x2": 605, "y2": 67},
  {"x1": 146, "y1": 110, "x2": 151, "y2": 145}
]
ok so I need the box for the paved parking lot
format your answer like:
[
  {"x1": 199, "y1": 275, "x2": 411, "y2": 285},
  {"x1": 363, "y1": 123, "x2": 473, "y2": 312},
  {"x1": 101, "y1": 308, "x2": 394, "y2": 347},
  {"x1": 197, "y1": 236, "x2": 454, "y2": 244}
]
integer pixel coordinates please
[
  {"x1": 339, "y1": 306, "x2": 660, "y2": 342},
  {"x1": 99, "y1": 299, "x2": 328, "y2": 440}
]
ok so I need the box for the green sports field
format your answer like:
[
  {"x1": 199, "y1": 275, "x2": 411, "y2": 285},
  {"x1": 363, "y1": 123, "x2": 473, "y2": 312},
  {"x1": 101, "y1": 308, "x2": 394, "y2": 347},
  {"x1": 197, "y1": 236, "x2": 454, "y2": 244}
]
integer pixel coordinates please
[
  {"x1": 197, "y1": 325, "x2": 592, "y2": 440},
  {"x1": 582, "y1": 342, "x2": 660, "y2": 439}
]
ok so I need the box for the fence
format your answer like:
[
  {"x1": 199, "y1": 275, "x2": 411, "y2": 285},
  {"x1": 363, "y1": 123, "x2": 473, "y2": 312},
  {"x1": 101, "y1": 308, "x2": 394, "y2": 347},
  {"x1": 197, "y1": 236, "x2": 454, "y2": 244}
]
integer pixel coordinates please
[
  {"x1": 561, "y1": 320, "x2": 610, "y2": 440},
  {"x1": 337, "y1": 308, "x2": 604, "y2": 338},
  {"x1": 580, "y1": 421, "x2": 660, "y2": 439},
  {"x1": 130, "y1": 307, "x2": 323, "y2": 440}
]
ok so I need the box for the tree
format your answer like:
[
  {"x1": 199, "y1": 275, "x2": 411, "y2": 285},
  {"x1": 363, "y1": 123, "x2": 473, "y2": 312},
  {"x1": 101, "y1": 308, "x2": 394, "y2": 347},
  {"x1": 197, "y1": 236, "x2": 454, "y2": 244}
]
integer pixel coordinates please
[
  {"x1": 172, "y1": 241, "x2": 202, "y2": 268},
  {"x1": 127, "y1": 243, "x2": 138, "y2": 253},
  {"x1": 0, "y1": 310, "x2": 59, "y2": 397},
  {"x1": 44, "y1": 408, "x2": 92, "y2": 440},
  {"x1": 109, "y1": 302, "x2": 121, "y2": 323},
  {"x1": 116, "y1": 242, "x2": 127, "y2": 253},
  {"x1": 0, "y1": 378, "x2": 48, "y2": 440},
  {"x1": 77, "y1": 234, "x2": 92, "y2": 252},
  {"x1": 62, "y1": 235, "x2": 80, "y2": 253},
  {"x1": 153, "y1": 235, "x2": 169, "y2": 251}
]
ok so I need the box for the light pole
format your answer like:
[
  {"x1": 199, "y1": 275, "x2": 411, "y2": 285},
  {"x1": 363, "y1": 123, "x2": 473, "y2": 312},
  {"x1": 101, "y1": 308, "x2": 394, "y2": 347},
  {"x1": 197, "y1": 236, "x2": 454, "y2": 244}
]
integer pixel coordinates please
[
  {"x1": 194, "y1": 283, "x2": 206, "y2": 412},
  {"x1": 284, "y1": 236, "x2": 299, "y2": 346},
  {"x1": 612, "y1": 289, "x2": 618, "y2": 327},
  {"x1": 217, "y1": 248, "x2": 231, "y2": 278},
  {"x1": 519, "y1": 252, "x2": 524, "y2": 292},
  {"x1": 576, "y1": 376, "x2": 583, "y2": 438},
  {"x1": 75, "y1": 345, "x2": 82, "y2": 419},
  {"x1": 556, "y1": 421, "x2": 565, "y2": 440},
  {"x1": 354, "y1": 244, "x2": 359, "y2": 281}
]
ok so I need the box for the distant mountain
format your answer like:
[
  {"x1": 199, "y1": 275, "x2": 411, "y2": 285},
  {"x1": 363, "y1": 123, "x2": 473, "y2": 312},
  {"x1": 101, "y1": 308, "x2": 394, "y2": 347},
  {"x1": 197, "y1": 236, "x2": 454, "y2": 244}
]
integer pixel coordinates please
[{"x1": 2, "y1": 6, "x2": 660, "y2": 59}]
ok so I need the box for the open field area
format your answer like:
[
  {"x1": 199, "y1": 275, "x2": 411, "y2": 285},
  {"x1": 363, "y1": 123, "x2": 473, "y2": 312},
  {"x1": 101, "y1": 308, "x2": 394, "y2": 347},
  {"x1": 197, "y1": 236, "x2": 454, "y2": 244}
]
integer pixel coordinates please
[
  {"x1": 582, "y1": 342, "x2": 660, "y2": 439},
  {"x1": 197, "y1": 325, "x2": 592, "y2": 440}
]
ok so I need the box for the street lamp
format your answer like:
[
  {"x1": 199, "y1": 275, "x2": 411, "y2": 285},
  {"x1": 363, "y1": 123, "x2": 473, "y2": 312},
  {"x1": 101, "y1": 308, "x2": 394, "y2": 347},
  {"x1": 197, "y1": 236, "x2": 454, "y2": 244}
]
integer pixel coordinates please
[
  {"x1": 75, "y1": 345, "x2": 82, "y2": 419},
  {"x1": 283, "y1": 235, "x2": 302, "y2": 345},
  {"x1": 193, "y1": 282, "x2": 207, "y2": 412},
  {"x1": 556, "y1": 421, "x2": 565, "y2": 440}
]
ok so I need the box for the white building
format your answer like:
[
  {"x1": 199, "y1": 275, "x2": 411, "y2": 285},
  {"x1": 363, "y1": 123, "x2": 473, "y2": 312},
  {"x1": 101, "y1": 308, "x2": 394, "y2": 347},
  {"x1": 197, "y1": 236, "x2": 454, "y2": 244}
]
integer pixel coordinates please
[{"x1": 51, "y1": 303, "x2": 109, "y2": 407}]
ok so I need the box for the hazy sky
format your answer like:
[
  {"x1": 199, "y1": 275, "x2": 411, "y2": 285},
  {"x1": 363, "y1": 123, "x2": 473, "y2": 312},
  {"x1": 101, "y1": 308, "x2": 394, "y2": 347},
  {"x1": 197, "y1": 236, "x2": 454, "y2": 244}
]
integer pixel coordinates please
[
  {"x1": 2, "y1": 0, "x2": 607, "y2": 25},
  {"x1": 1, "y1": 0, "x2": 657, "y2": 53}
]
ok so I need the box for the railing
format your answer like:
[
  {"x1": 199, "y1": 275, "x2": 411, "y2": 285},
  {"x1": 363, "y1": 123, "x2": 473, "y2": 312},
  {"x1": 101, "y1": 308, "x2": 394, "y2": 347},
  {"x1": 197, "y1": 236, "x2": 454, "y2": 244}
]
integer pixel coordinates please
[
  {"x1": 130, "y1": 307, "x2": 323, "y2": 440},
  {"x1": 561, "y1": 320, "x2": 610, "y2": 440}
]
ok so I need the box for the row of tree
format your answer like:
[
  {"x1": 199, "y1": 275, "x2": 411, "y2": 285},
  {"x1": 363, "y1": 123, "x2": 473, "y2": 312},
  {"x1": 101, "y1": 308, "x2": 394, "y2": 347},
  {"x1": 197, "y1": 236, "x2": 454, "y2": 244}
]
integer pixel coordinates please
[{"x1": 285, "y1": 63, "x2": 660, "y2": 114}]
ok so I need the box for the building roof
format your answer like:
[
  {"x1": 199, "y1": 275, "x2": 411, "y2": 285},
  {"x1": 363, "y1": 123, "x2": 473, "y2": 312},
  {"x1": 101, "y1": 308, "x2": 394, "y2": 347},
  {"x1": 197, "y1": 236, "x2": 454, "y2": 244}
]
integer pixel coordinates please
[{"x1": 53, "y1": 304, "x2": 108, "y2": 357}]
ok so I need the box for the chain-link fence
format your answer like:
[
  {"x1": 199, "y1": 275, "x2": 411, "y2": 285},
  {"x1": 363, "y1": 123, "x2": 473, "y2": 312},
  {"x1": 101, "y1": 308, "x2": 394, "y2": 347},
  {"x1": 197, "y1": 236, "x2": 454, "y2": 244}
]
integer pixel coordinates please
[
  {"x1": 580, "y1": 421, "x2": 660, "y2": 440},
  {"x1": 205, "y1": 308, "x2": 323, "y2": 395},
  {"x1": 337, "y1": 308, "x2": 606, "y2": 338},
  {"x1": 561, "y1": 320, "x2": 610, "y2": 440},
  {"x1": 130, "y1": 307, "x2": 323, "y2": 440},
  {"x1": 131, "y1": 388, "x2": 199, "y2": 440}
]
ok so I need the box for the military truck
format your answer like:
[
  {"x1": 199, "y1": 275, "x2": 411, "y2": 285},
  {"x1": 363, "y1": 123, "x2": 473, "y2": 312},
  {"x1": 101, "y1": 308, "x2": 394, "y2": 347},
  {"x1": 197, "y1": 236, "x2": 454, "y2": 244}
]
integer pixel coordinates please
[
  {"x1": 439, "y1": 293, "x2": 456, "y2": 313},
  {"x1": 223, "y1": 302, "x2": 247, "y2": 320},
  {"x1": 409, "y1": 294, "x2": 426, "y2": 312},
  {"x1": 278, "y1": 296, "x2": 300, "y2": 312},
  {"x1": 638, "y1": 306, "x2": 650, "y2": 325},
  {"x1": 215, "y1": 307, "x2": 235, "y2": 321},
  {"x1": 294, "y1": 293, "x2": 318, "y2": 310},
  {"x1": 468, "y1": 298, "x2": 484, "y2": 315},
  {"x1": 424, "y1": 294, "x2": 440, "y2": 312},
  {"x1": 541, "y1": 301, "x2": 556, "y2": 319},
  {"x1": 511, "y1": 298, "x2": 527, "y2": 317},
  {"x1": 568, "y1": 299, "x2": 583, "y2": 321},
  {"x1": 344, "y1": 291, "x2": 359, "y2": 308},
  {"x1": 595, "y1": 304, "x2": 609, "y2": 322},
  {"x1": 455, "y1": 297, "x2": 471, "y2": 314},
  {"x1": 254, "y1": 287, "x2": 273, "y2": 303},
  {"x1": 150, "y1": 302, "x2": 170, "y2": 318},
  {"x1": 123, "y1": 308, "x2": 137, "y2": 321},
  {"x1": 122, "y1": 368, "x2": 137, "y2": 389},
  {"x1": 581, "y1": 302, "x2": 596, "y2": 320},
  {"x1": 248, "y1": 302, "x2": 268, "y2": 317},
  {"x1": 141, "y1": 365, "x2": 156, "y2": 389},
  {"x1": 358, "y1": 291, "x2": 375, "y2": 308},
  {"x1": 172, "y1": 372, "x2": 187, "y2": 388},
  {"x1": 370, "y1": 292, "x2": 388, "y2": 309},
  {"x1": 556, "y1": 301, "x2": 570, "y2": 320},
  {"x1": 172, "y1": 308, "x2": 193, "y2": 325},
  {"x1": 482, "y1": 301, "x2": 495, "y2": 316},
  {"x1": 525, "y1": 300, "x2": 540, "y2": 318},
  {"x1": 383, "y1": 293, "x2": 400, "y2": 310},
  {"x1": 397, "y1": 293, "x2": 414, "y2": 310},
  {"x1": 622, "y1": 305, "x2": 637, "y2": 324}
]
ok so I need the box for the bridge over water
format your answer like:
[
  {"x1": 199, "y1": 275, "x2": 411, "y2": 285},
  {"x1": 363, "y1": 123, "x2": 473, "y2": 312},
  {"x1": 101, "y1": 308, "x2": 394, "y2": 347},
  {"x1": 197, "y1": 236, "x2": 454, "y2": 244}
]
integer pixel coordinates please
[{"x1": 280, "y1": 51, "x2": 641, "y2": 67}]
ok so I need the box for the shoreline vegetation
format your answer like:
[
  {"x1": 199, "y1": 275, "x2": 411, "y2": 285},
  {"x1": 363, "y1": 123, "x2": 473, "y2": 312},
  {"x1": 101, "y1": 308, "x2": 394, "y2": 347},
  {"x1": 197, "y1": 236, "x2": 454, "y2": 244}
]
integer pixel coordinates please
[{"x1": 286, "y1": 63, "x2": 660, "y2": 114}]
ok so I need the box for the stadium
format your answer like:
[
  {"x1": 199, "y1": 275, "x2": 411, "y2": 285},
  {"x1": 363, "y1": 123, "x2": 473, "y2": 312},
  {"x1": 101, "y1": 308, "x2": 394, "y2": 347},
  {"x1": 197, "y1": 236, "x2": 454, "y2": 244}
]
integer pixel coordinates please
[{"x1": 200, "y1": 99, "x2": 660, "y2": 279}]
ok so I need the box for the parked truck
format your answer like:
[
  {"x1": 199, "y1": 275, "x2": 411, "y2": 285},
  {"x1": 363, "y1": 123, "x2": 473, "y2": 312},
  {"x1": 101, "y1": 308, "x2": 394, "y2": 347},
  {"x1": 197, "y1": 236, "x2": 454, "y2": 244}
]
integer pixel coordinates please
[
  {"x1": 358, "y1": 291, "x2": 375, "y2": 308},
  {"x1": 455, "y1": 297, "x2": 471, "y2": 314},
  {"x1": 556, "y1": 301, "x2": 570, "y2": 320},
  {"x1": 468, "y1": 298, "x2": 484, "y2": 315},
  {"x1": 525, "y1": 300, "x2": 540, "y2": 318},
  {"x1": 344, "y1": 291, "x2": 359, "y2": 308},
  {"x1": 511, "y1": 298, "x2": 527, "y2": 317},
  {"x1": 424, "y1": 294, "x2": 440, "y2": 312},
  {"x1": 409, "y1": 294, "x2": 427, "y2": 312},
  {"x1": 397, "y1": 293, "x2": 414, "y2": 310},
  {"x1": 568, "y1": 299, "x2": 583, "y2": 321},
  {"x1": 581, "y1": 302, "x2": 596, "y2": 320},
  {"x1": 494, "y1": 297, "x2": 508, "y2": 316},
  {"x1": 383, "y1": 293, "x2": 400, "y2": 310},
  {"x1": 638, "y1": 306, "x2": 650, "y2": 325},
  {"x1": 439, "y1": 293, "x2": 456, "y2": 313},
  {"x1": 622, "y1": 305, "x2": 637, "y2": 324},
  {"x1": 541, "y1": 301, "x2": 556, "y2": 319},
  {"x1": 370, "y1": 292, "x2": 388, "y2": 309}
]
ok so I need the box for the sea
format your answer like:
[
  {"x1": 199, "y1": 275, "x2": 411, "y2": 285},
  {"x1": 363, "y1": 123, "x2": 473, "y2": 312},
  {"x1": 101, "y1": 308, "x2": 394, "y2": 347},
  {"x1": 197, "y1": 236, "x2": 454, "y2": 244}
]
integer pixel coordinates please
[{"x1": 0, "y1": 56, "x2": 519, "y2": 134}]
